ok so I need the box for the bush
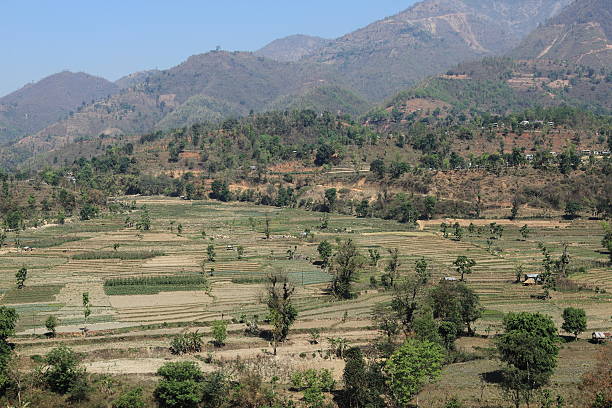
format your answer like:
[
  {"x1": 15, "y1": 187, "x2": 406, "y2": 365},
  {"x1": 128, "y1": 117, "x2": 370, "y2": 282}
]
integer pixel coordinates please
[
  {"x1": 170, "y1": 332, "x2": 204, "y2": 355},
  {"x1": 112, "y1": 387, "x2": 146, "y2": 408},
  {"x1": 290, "y1": 368, "x2": 335, "y2": 392},
  {"x1": 212, "y1": 320, "x2": 228, "y2": 347},
  {"x1": 42, "y1": 345, "x2": 86, "y2": 395},
  {"x1": 155, "y1": 362, "x2": 204, "y2": 408}
]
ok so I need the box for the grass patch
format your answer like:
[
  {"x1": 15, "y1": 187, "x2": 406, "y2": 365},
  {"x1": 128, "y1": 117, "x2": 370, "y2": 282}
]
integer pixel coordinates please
[
  {"x1": 104, "y1": 275, "x2": 207, "y2": 295},
  {"x1": 20, "y1": 236, "x2": 88, "y2": 248},
  {"x1": 0, "y1": 285, "x2": 63, "y2": 304},
  {"x1": 231, "y1": 277, "x2": 268, "y2": 284},
  {"x1": 73, "y1": 250, "x2": 164, "y2": 260}
]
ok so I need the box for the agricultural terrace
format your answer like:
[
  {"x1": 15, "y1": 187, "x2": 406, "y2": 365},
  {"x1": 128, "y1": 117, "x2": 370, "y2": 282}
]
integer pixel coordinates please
[{"x1": 0, "y1": 197, "x2": 610, "y2": 406}]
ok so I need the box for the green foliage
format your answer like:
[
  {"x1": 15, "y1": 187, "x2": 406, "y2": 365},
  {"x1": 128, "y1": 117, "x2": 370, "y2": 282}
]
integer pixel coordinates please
[
  {"x1": 496, "y1": 312, "x2": 560, "y2": 408},
  {"x1": 155, "y1": 362, "x2": 204, "y2": 408},
  {"x1": 342, "y1": 347, "x2": 386, "y2": 408},
  {"x1": 211, "y1": 320, "x2": 228, "y2": 347},
  {"x1": 430, "y1": 281, "x2": 482, "y2": 335},
  {"x1": 290, "y1": 368, "x2": 335, "y2": 392},
  {"x1": 210, "y1": 180, "x2": 231, "y2": 202},
  {"x1": 73, "y1": 250, "x2": 164, "y2": 260},
  {"x1": 112, "y1": 387, "x2": 146, "y2": 408},
  {"x1": 42, "y1": 345, "x2": 86, "y2": 395},
  {"x1": 104, "y1": 274, "x2": 208, "y2": 295},
  {"x1": 330, "y1": 239, "x2": 364, "y2": 299},
  {"x1": 79, "y1": 204, "x2": 99, "y2": 220},
  {"x1": 207, "y1": 244, "x2": 216, "y2": 262},
  {"x1": 15, "y1": 267, "x2": 27, "y2": 289},
  {"x1": 0, "y1": 307, "x2": 19, "y2": 340},
  {"x1": 170, "y1": 331, "x2": 204, "y2": 355},
  {"x1": 266, "y1": 274, "x2": 298, "y2": 355},
  {"x1": 453, "y1": 255, "x2": 476, "y2": 281},
  {"x1": 136, "y1": 206, "x2": 151, "y2": 231},
  {"x1": 385, "y1": 339, "x2": 445, "y2": 406},
  {"x1": 317, "y1": 240, "x2": 333, "y2": 267},
  {"x1": 561, "y1": 307, "x2": 587, "y2": 339},
  {"x1": 45, "y1": 315, "x2": 58, "y2": 337}
]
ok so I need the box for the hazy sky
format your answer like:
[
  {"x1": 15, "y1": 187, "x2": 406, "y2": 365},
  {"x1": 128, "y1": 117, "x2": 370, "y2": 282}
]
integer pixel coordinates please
[{"x1": 1, "y1": 0, "x2": 416, "y2": 96}]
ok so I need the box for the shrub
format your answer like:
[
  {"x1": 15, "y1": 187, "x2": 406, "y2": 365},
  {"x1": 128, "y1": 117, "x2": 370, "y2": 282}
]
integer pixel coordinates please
[
  {"x1": 42, "y1": 345, "x2": 86, "y2": 395},
  {"x1": 290, "y1": 369, "x2": 335, "y2": 392},
  {"x1": 112, "y1": 387, "x2": 146, "y2": 408},
  {"x1": 170, "y1": 332, "x2": 204, "y2": 355},
  {"x1": 211, "y1": 321, "x2": 228, "y2": 347}
]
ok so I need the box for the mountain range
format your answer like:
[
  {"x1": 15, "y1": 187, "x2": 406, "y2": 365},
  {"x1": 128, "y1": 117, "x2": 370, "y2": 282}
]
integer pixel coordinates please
[{"x1": 1, "y1": 0, "x2": 610, "y2": 162}]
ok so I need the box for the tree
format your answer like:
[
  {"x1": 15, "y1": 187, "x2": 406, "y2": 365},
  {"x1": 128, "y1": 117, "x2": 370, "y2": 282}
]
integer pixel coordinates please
[
  {"x1": 391, "y1": 258, "x2": 431, "y2": 335},
  {"x1": 561, "y1": 307, "x2": 587, "y2": 340},
  {"x1": 453, "y1": 256, "x2": 476, "y2": 281},
  {"x1": 496, "y1": 312, "x2": 560, "y2": 408},
  {"x1": 368, "y1": 248, "x2": 381, "y2": 267},
  {"x1": 330, "y1": 239, "x2": 364, "y2": 299},
  {"x1": 317, "y1": 240, "x2": 333, "y2": 268},
  {"x1": 423, "y1": 196, "x2": 437, "y2": 220},
  {"x1": 211, "y1": 320, "x2": 228, "y2": 347},
  {"x1": 385, "y1": 339, "x2": 445, "y2": 407},
  {"x1": 602, "y1": 223, "x2": 612, "y2": 262},
  {"x1": 429, "y1": 281, "x2": 482, "y2": 335},
  {"x1": 45, "y1": 315, "x2": 58, "y2": 337},
  {"x1": 342, "y1": 347, "x2": 386, "y2": 408},
  {"x1": 372, "y1": 304, "x2": 400, "y2": 342},
  {"x1": 266, "y1": 274, "x2": 298, "y2": 355},
  {"x1": 0, "y1": 306, "x2": 18, "y2": 392},
  {"x1": 453, "y1": 223, "x2": 463, "y2": 241},
  {"x1": 356, "y1": 199, "x2": 369, "y2": 218},
  {"x1": 82, "y1": 292, "x2": 91, "y2": 330},
  {"x1": 382, "y1": 248, "x2": 401, "y2": 288},
  {"x1": 520, "y1": 224, "x2": 530, "y2": 240},
  {"x1": 210, "y1": 180, "x2": 231, "y2": 202},
  {"x1": 42, "y1": 345, "x2": 86, "y2": 394},
  {"x1": 324, "y1": 188, "x2": 337, "y2": 211},
  {"x1": 137, "y1": 206, "x2": 151, "y2": 231},
  {"x1": 15, "y1": 267, "x2": 27, "y2": 289},
  {"x1": 264, "y1": 215, "x2": 271, "y2": 239},
  {"x1": 207, "y1": 244, "x2": 216, "y2": 262},
  {"x1": 564, "y1": 201, "x2": 582, "y2": 219},
  {"x1": 510, "y1": 198, "x2": 520, "y2": 220},
  {"x1": 155, "y1": 361, "x2": 204, "y2": 408},
  {"x1": 370, "y1": 159, "x2": 386, "y2": 179},
  {"x1": 79, "y1": 204, "x2": 99, "y2": 221},
  {"x1": 0, "y1": 230, "x2": 6, "y2": 248},
  {"x1": 236, "y1": 245, "x2": 245, "y2": 260}
]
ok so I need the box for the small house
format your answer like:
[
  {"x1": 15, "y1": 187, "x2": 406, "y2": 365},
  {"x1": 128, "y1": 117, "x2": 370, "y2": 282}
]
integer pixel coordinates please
[
  {"x1": 523, "y1": 273, "x2": 541, "y2": 286},
  {"x1": 592, "y1": 332, "x2": 612, "y2": 343},
  {"x1": 444, "y1": 277, "x2": 458, "y2": 282}
]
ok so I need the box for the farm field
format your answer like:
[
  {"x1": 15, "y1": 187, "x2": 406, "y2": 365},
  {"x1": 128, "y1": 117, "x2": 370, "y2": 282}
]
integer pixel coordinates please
[{"x1": 0, "y1": 197, "x2": 610, "y2": 406}]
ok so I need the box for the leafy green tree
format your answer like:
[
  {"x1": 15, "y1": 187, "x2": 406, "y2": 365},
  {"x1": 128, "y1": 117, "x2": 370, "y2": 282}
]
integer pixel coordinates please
[
  {"x1": 453, "y1": 223, "x2": 463, "y2": 241},
  {"x1": 602, "y1": 223, "x2": 612, "y2": 262},
  {"x1": 45, "y1": 315, "x2": 58, "y2": 337},
  {"x1": 15, "y1": 267, "x2": 27, "y2": 289},
  {"x1": 211, "y1": 320, "x2": 228, "y2": 347},
  {"x1": 368, "y1": 248, "x2": 381, "y2": 267},
  {"x1": 423, "y1": 196, "x2": 437, "y2": 220},
  {"x1": 264, "y1": 215, "x2": 271, "y2": 239},
  {"x1": 496, "y1": 312, "x2": 560, "y2": 408},
  {"x1": 137, "y1": 206, "x2": 151, "y2": 231},
  {"x1": 42, "y1": 345, "x2": 86, "y2": 394},
  {"x1": 210, "y1": 180, "x2": 231, "y2": 202},
  {"x1": 430, "y1": 281, "x2": 482, "y2": 336},
  {"x1": 155, "y1": 362, "x2": 204, "y2": 408},
  {"x1": 561, "y1": 307, "x2": 587, "y2": 340},
  {"x1": 564, "y1": 201, "x2": 582, "y2": 219},
  {"x1": 82, "y1": 292, "x2": 91, "y2": 329},
  {"x1": 370, "y1": 158, "x2": 386, "y2": 179},
  {"x1": 112, "y1": 387, "x2": 146, "y2": 408},
  {"x1": 392, "y1": 258, "x2": 431, "y2": 335},
  {"x1": 0, "y1": 307, "x2": 18, "y2": 392},
  {"x1": 266, "y1": 274, "x2": 298, "y2": 355},
  {"x1": 207, "y1": 244, "x2": 216, "y2": 262},
  {"x1": 324, "y1": 188, "x2": 337, "y2": 211},
  {"x1": 453, "y1": 256, "x2": 476, "y2": 281},
  {"x1": 385, "y1": 339, "x2": 445, "y2": 407},
  {"x1": 342, "y1": 347, "x2": 386, "y2": 408},
  {"x1": 520, "y1": 224, "x2": 530, "y2": 240},
  {"x1": 382, "y1": 248, "x2": 401, "y2": 288},
  {"x1": 356, "y1": 199, "x2": 369, "y2": 218},
  {"x1": 317, "y1": 240, "x2": 333, "y2": 267},
  {"x1": 79, "y1": 204, "x2": 99, "y2": 221},
  {"x1": 330, "y1": 239, "x2": 364, "y2": 299}
]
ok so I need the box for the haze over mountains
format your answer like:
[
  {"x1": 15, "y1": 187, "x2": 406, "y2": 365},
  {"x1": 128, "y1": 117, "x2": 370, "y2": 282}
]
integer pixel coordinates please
[{"x1": 1, "y1": 0, "x2": 610, "y2": 158}]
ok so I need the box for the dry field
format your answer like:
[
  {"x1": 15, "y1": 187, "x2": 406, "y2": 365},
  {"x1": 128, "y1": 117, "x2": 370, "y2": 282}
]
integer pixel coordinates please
[{"x1": 0, "y1": 197, "x2": 609, "y2": 406}]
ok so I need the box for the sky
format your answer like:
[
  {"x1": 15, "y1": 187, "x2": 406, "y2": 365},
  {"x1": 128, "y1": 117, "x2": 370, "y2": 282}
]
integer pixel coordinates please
[{"x1": 0, "y1": 0, "x2": 416, "y2": 96}]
